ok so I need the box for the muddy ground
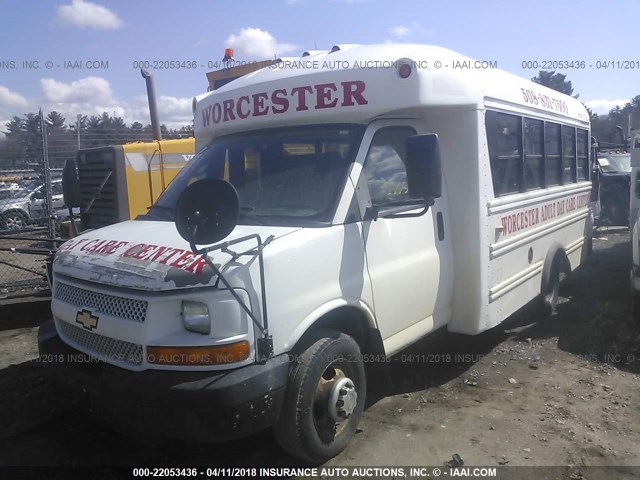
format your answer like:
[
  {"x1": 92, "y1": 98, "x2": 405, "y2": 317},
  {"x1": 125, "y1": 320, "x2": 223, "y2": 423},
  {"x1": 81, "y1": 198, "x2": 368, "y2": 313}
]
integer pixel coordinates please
[{"x1": 0, "y1": 228, "x2": 639, "y2": 477}]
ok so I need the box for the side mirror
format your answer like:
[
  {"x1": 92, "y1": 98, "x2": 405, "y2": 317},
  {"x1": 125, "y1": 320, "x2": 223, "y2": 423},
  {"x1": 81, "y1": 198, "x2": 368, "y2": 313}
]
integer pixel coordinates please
[
  {"x1": 406, "y1": 134, "x2": 442, "y2": 202},
  {"x1": 62, "y1": 158, "x2": 81, "y2": 208},
  {"x1": 175, "y1": 178, "x2": 240, "y2": 246}
]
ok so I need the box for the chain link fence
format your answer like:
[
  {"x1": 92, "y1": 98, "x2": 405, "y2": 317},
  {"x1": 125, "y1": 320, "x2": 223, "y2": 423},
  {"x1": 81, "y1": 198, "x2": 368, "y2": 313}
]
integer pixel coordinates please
[
  {"x1": 0, "y1": 110, "x2": 194, "y2": 300},
  {"x1": 0, "y1": 111, "x2": 57, "y2": 300}
]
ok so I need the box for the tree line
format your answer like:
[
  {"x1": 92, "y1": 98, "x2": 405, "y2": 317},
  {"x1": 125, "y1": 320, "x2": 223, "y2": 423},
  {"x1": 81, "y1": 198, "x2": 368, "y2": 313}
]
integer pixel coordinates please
[
  {"x1": 532, "y1": 70, "x2": 640, "y2": 147},
  {"x1": 0, "y1": 71, "x2": 637, "y2": 169},
  {"x1": 0, "y1": 111, "x2": 193, "y2": 169}
]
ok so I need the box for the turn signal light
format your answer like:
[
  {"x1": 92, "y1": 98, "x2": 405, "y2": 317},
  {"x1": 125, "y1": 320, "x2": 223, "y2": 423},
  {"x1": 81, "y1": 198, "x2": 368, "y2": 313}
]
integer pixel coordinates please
[{"x1": 147, "y1": 341, "x2": 250, "y2": 366}]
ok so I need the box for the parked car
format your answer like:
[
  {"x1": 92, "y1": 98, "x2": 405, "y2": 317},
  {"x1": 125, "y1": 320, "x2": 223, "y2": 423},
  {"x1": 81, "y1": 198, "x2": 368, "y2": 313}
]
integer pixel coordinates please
[
  {"x1": 0, "y1": 180, "x2": 65, "y2": 230},
  {"x1": 0, "y1": 189, "x2": 17, "y2": 201}
]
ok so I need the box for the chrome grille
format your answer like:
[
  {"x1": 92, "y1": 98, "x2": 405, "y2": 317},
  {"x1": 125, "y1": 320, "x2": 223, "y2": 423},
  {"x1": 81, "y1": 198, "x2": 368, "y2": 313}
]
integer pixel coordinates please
[
  {"x1": 57, "y1": 320, "x2": 143, "y2": 365},
  {"x1": 54, "y1": 281, "x2": 147, "y2": 323}
]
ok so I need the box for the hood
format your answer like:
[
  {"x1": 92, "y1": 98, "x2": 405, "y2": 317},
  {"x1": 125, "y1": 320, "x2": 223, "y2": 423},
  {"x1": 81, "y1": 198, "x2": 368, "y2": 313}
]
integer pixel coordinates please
[{"x1": 53, "y1": 220, "x2": 300, "y2": 291}]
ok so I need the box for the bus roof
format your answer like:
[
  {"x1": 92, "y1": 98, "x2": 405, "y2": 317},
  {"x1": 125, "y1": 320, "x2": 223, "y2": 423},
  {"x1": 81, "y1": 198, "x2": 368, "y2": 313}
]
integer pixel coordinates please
[{"x1": 193, "y1": 44, "x2": 588, "y2": 145}]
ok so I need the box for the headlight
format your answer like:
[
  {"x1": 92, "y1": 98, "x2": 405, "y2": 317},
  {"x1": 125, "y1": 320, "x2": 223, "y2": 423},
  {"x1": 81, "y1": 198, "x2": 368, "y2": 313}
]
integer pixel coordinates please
[{"x1": 182, "y1": 301, "x2": 210, "y2": 334}]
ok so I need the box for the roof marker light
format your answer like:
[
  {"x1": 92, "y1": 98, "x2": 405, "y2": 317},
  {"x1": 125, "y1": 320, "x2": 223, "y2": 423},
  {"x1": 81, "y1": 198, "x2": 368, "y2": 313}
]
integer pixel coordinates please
[
  {"x1": 396, "y1": 58, "x2": 414, "y2": 79},
  {"x1": 330, "y1": 45, "x2": 341, "y2": 53},
  {"x1": 398, "y1": 63, "x2": 412, "y2": 78}
]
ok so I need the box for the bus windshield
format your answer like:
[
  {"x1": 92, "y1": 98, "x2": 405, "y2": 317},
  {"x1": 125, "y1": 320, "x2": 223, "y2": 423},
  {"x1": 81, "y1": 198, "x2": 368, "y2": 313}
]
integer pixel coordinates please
[{"x1": 145, "y1": 125, "x2": 365, "y2": 227}]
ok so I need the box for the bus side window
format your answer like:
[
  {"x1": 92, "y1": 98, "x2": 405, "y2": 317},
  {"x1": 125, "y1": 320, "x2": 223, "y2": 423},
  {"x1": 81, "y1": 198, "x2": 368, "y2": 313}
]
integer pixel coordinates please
[
  {"x1": 576, "y1": 129, "x2": 589, "y2": 181},
  {"x1": 545, "y1": 123, "x2": 562, "y2": 186},
  {"x1": 562, "y1": 126, "x2": 577, "y2": 184},
  {"x1": 524, "y1": 118, "x2": 544, "y2": 190},
  {"x1": 486, "y1": 111, "x2": 522, "y2": 196}
]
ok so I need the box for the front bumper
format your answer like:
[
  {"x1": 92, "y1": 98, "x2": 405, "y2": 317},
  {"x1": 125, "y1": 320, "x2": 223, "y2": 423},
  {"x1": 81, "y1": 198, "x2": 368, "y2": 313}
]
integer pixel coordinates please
[{"x1": 38, "y1": 319, "x2": 289, "y2": 442}]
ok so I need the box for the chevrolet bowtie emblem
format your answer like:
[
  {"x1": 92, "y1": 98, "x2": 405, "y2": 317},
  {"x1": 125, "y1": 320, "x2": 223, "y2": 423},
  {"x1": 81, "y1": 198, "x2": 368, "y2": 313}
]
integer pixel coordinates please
[{"x1": 75, "y1": 309, "x2": 99, "y2": 331}]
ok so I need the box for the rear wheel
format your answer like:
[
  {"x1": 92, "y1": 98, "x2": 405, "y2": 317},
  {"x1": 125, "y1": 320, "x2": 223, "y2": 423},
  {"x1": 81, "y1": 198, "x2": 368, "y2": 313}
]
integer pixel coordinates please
[
  {"x1": 542, "y1": 260, "x2": 565, "y2": 316},
  {"x1": 273, "y1": 331, "x2": 366, "y2": 463}
]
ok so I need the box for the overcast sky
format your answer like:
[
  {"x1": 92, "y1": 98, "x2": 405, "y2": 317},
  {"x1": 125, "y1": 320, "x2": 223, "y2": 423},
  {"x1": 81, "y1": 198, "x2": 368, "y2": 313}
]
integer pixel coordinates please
[{"x1": 1, "y1": 0, "x2": 638, "y2": 130}]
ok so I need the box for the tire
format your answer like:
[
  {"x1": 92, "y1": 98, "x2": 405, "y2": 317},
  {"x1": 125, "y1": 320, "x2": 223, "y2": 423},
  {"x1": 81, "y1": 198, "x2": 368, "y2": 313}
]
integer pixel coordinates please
[
  {"x1": 0, "y1": 210, "x2": 29, "y2": 230},
  {"x1": 273, "y1": 330, "x2": 366, "y2": 463},
  {"x1": 542, "y1": 262, "x2": 561, "y2": 316}
]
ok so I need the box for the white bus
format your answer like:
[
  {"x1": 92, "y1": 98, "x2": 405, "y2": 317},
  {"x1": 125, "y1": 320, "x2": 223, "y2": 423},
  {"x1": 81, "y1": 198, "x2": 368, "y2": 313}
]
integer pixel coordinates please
[{"x1": 40, "y1": 44, "x2": 592, "y2": 463}]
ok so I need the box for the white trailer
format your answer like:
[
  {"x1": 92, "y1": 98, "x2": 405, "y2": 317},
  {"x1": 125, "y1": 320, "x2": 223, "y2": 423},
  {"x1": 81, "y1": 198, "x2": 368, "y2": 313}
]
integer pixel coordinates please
[{"x1": 40, "y1": 44, "x2": 592, "y2": 462}]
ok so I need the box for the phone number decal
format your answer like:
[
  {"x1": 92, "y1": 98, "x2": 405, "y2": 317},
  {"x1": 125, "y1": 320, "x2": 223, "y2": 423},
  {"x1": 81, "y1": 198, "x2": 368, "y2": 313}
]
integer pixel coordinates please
[{"x1": 520, "y1": 88, "x2": 569, "y2": 113}]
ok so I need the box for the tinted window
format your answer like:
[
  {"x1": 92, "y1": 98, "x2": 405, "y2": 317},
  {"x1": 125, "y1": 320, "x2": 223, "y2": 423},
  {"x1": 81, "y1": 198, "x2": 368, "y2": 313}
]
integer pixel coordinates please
[
  {"x1": 562, "y1": 126, "x2": 576, "y2": 183},
  {"x1": 487, "y1": 111, "x2": 523, "y2": 196},
  {"x1": 577, "y1": 129, "x2": 589, "y2": 181},
  {"x1": 545, "y1": 123, "x2": 562, "y2": 186},
  {"x1": 524, "y1": 118, "x2": 544, "y2": 190},
  {"x1": 363, "y1": 127, "x2": 415, "y2": 206}
]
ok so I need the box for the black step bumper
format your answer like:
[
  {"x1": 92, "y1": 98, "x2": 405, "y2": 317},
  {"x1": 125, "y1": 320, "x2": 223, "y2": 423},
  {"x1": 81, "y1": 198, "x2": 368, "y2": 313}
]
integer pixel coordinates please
[{"x1": 37, "y1": 319, "x2": 290, "y2": 442}]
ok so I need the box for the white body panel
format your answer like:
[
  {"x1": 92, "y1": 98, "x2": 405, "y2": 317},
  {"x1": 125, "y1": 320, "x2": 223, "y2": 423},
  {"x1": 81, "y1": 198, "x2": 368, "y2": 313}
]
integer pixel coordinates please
[
  {"x1": 51, "y1": 44, "x2": 591, "y2": 372},
  {"x1": 630, "y1": 135, "x2": 640, "y2": 289}
]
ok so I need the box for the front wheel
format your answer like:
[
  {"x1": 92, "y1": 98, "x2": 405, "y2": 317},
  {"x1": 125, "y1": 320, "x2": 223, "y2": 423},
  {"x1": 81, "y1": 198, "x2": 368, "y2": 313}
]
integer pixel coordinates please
[
  {"x1": 0, "y1": 210, "x2": 29, "y2": 230},
  {"x1": 273, "y1": 331, "x2": 366, "y2": 463}
]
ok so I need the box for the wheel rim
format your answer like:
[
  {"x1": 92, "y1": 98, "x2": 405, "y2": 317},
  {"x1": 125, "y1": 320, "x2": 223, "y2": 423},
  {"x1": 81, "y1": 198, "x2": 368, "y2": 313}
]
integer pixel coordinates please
[
  {"x1": 545, "y1": 280, "x2": 559, "y2": 307},
  {"x1": 313, "y1": 362, "x2": 358, "y2": 442},
  {"x1": 328, "y1": 377, "x2": 357, "y2": 422},
  {"x1": 5, "y1": 214, "x2": 25, "y2": 230}
]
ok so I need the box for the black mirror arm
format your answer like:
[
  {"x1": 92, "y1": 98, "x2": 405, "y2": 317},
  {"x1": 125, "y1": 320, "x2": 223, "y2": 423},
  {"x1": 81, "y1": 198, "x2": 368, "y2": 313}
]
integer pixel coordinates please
[
  {"x1": 363, "y1": 206, "x2": 379, "y2": 221},
  {"x1": 68, "y1": 206, "x2": 78, "y2": 237},
  {"x1": 366, "y1": 199, "x2": 433, "y2": 220},
  {"x1": 383, "y1": 204, "x2": 430, "y2": 219}
]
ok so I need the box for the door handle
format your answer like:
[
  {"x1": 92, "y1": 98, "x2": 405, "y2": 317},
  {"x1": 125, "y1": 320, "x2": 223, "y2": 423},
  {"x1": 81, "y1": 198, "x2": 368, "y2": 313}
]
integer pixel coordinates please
[{"x1": 437, "y1": 212, "x2": 444, "y2": 241}]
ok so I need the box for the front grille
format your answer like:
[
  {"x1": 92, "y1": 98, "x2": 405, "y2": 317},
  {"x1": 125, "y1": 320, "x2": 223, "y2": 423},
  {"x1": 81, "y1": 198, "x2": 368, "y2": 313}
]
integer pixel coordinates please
[
  {"x1": 54, "y1": 281, "x2": 147, "y2": 323},
  {"x1": 77, "y1": 149, "x2": 119, "y2": 228},
  {"x1": 57, "y1": 320, "x2": 143, "y2": 366}
]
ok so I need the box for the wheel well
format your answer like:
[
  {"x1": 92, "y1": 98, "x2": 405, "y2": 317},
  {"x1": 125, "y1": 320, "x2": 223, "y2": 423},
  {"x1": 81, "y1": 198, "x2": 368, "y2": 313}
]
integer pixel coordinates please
[
  {"x1": 291, "y1": 306, "x2": 389, "y2": 388},
  {"x1": 541, "y1": 243, "x2": 571, "y2": 295},
  {"x1": 293, "y1": 307, "x2": 371, "y2": 353},
  {"x1": 1, "y1": 209, "x2": 28, "y2": 217}
]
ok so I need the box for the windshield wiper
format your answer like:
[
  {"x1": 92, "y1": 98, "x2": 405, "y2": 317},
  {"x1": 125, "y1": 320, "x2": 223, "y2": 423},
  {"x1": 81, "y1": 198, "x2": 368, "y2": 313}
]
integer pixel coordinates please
[
  {"x1": 137, "y1": 204, "x2": 174, "y2": 221},
  {"x1": 239, "y1": 206, "x2": 268, "y2": 225}
]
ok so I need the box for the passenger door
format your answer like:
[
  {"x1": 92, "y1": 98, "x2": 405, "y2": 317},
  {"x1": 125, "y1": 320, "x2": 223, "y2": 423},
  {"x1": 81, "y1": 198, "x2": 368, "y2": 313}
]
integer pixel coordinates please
[
  {"x1": 359, "y1": 123, "x2": 453, "y2": 352},
  {"x1": 28, "y1": 188, "x2": 46, "y2": 219}
]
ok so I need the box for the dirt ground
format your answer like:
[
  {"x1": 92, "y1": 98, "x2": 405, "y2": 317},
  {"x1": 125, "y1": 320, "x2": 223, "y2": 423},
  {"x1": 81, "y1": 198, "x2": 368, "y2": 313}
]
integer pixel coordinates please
[{"x1": 1, "y1": 228, "x2": 639, "y2": 475}]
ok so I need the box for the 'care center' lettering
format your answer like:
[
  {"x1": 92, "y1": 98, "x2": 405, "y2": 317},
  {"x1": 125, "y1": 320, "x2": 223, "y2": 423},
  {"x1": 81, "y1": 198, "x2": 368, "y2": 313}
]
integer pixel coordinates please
[{"x1": 59, "y1": 239, "x2": 209, "y2": 275}]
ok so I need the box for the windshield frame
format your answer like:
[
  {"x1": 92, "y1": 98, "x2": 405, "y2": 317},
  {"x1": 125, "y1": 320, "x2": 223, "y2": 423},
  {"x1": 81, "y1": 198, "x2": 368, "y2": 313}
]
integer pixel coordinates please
[{"x1": 143, "y1": 123, "x2": 366, "y2": 228}]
